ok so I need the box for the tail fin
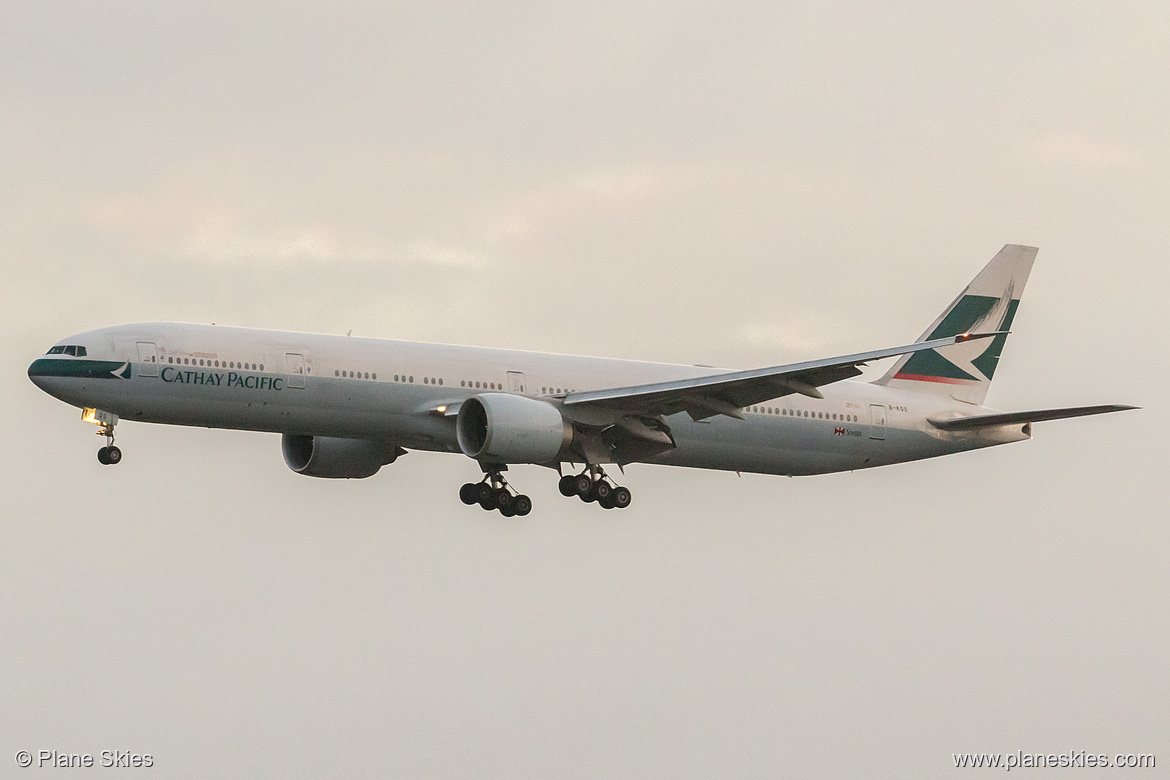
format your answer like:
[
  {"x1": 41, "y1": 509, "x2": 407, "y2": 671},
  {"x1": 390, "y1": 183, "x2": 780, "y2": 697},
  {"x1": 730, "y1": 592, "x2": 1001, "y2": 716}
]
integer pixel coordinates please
[{"x1": 873, "y1": 244, "x2": 1037, "y2": 405}]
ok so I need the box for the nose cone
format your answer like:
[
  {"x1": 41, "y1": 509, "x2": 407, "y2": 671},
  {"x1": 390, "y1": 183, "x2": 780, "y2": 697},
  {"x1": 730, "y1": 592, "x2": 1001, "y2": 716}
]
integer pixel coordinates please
[{"x1": 28, "y1": 358, "x2": 50, "y2": 391}]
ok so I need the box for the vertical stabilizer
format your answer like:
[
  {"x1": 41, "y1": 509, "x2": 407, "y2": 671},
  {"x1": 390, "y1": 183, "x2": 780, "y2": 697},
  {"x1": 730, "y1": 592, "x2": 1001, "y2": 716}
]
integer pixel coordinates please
[{"x1": 873, "y1": 244, "x2": 1037, "y2": 405}]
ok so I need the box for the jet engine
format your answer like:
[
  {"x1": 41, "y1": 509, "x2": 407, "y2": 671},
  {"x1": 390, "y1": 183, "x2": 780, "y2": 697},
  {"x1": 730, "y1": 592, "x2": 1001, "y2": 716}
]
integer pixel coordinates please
[
  {"x1": 456, "y1": 393, "x2": 572, "y2": 464},
  {"x1": 281, "y1": 434, "x2": 401, "y2": 478}
]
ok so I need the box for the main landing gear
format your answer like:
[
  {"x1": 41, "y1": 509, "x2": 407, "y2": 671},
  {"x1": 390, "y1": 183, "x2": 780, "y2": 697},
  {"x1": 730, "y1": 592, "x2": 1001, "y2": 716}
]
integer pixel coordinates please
[
  {"x1": 460, "y1": 466, "x2": 532, "y2": 517},
  {"x1": 558, "y1": 466, "x2": 632, "y2": 510}
]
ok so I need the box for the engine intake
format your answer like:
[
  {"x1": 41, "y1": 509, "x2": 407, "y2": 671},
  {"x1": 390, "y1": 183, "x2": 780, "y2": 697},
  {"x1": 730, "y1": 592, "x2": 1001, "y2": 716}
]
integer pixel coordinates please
[
  {"x1": 456, "y1": 393, "x2": 571, "y2": 464},
  {"x1": 281, "y1": 434, "x2": 401, "y2": 479}
]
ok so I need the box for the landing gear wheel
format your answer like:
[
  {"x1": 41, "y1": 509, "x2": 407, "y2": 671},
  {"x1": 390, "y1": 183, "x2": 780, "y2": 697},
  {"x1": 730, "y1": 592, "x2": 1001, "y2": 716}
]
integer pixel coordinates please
[
  {"x1": 594, "y1": 481, "x2": 613, "y2": 502},
  {"x1": 513, "y1": 495, "x2": 532, "y2": 516},
  {"x1": 612, "y1": 486, "x2": 632, "y2": 509},
  {"x1": 459, "y1": 483, "x2": 479, "y2": 505},
  {"x1": 498, "y1": 503, "x2": 517, "y2": 517},
  {"x1": 558, "y1": 475, "x2": 577, "y2": 497},
  {"x1": 479, "y1": 491, "x2": 499, "y2": 511},
  {"x1": 474, "y1": 482, "x2": 494, "y2": 505},
  {"x1": 97, "y1": 446, "x2": 110, "y2": 465},
  {"x1": 106, "y1": 446, "x2": 122, "y2": 464},
  {"x1": 495, "y1": 488, "x2": 514, "y2": 510},
  {"x1": 598, "y1": 493, "x2": 616, "y2": 509},
  {"x1": 573, "y1": 473, "x2": 593, "y2": 497}
]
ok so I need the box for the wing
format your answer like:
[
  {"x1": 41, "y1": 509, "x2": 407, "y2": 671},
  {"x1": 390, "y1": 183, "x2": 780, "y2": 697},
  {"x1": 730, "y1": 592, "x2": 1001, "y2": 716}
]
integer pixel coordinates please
[
  {"x1": 928, "y1": 404, "x2": 1137, "y2": 431},
  {"x1": 564, "y1": 332, "x2": 1003, "y2": 420}
]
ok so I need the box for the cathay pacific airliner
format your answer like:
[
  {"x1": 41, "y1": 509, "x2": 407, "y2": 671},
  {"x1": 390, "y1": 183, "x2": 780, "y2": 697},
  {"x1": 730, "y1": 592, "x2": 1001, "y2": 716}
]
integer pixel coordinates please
[{"x1": 29, "y1": 245, "x2": 1134, "y2": 515}]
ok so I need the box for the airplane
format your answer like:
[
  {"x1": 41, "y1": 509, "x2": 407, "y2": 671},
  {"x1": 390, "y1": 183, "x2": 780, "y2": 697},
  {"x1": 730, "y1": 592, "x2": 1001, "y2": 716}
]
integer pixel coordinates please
[{"x1": 28, "y1": 244, "x2": 1134, "y2": 516}]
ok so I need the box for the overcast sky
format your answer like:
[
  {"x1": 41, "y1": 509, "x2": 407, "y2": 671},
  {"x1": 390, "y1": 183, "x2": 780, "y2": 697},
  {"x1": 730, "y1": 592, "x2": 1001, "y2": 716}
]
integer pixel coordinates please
[{"x1": 1, "y1": 3, "x2": 1165, "y2": 777}]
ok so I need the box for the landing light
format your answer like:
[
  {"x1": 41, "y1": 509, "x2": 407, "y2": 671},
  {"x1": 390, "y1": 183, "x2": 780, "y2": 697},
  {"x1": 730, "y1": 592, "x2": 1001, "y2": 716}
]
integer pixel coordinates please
[
  {"x1": 82, "y1": 407, "x2": 118, "y2": 426},
  {"x1": 435, "y1": 405, "x2": 447, "y2": 413}
]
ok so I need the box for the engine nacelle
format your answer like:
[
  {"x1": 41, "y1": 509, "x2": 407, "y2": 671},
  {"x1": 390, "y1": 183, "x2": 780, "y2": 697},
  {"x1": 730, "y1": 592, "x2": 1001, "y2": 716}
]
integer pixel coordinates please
[
  {"x1": 281, "y1": 434, "x2": 400, "y2": 479},
  {"x1": 456, "y1": 393, "x2": 572, "y2": 464}
]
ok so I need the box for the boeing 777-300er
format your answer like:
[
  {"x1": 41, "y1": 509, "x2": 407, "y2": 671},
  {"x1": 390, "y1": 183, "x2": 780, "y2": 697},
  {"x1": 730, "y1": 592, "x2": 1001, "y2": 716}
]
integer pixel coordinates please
[{"x1": 29, "y1": 244, "x2": 1134, "y2": 515}]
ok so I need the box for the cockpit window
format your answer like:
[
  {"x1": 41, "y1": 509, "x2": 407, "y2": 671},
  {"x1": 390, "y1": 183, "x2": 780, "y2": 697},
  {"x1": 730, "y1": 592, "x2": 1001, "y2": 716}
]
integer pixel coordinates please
[{"x1": 45, "y1": 345, "x2": 87, "y2": 356}]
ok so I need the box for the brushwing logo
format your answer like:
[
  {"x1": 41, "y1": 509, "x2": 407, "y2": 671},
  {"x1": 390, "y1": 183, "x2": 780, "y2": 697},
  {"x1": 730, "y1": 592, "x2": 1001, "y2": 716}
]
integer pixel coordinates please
[{"x1": 894, "y1": 280, "x2": 1019, "y2": 384}]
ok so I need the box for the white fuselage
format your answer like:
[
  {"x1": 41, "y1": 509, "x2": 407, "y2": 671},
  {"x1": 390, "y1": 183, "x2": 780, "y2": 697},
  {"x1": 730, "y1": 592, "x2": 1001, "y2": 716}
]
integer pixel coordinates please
[{"x1": 28, "y1": 322, "x2": 1029, "y2": 476}]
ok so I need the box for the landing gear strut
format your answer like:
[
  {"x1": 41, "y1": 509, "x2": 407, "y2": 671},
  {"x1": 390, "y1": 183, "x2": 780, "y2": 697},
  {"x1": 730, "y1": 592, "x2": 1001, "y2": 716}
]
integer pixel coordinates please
[
  {"x1": 460, "y1": 464, "x2": 531, "y2": 517},
  {"x1": 558, "y1": 466, "x2": 632, "y2": 510}
]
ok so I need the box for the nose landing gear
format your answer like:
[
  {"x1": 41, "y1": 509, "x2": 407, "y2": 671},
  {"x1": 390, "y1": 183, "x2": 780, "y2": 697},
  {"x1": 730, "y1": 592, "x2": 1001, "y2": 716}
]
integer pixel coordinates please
[
  {"x1": 85, "y1": 409, "x2": 122, "y2": 466},
  {"x1": 459, "y1": 465, "x2": 531, "y2": 516},
  {"x1": 558, "y1": 466, "x2": 632, "y2": 510}
]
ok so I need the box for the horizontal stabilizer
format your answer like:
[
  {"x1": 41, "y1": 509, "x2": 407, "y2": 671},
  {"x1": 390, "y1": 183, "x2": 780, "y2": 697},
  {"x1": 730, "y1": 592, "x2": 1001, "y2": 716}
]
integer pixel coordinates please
[{"x1": 928, "y1": 404, "x2": 1137, "y2": 431}]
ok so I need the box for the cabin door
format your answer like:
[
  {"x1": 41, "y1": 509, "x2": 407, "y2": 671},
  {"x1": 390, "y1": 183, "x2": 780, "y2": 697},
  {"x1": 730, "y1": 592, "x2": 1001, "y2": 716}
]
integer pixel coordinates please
[
  {"x1": 136, "y1": 341, "x2": 159, "y2": 377},
  {"x1": 869, "y1": 404, "x2": 887, "y2": 440},
  {"x1": 286, "y1": 353, "x2": 307, "y2": 389},
  {"x1": 507, "y1": 371, "x2": 527, "y2": 394}
]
